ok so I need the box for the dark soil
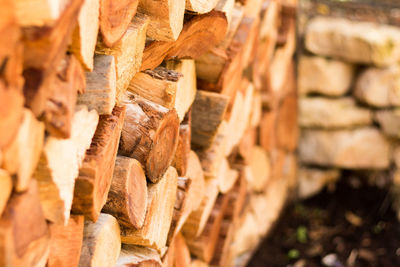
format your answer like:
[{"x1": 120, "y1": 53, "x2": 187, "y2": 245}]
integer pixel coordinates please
[{"x1": 247, "y1": 176, "x2": 400, "y2": 267}]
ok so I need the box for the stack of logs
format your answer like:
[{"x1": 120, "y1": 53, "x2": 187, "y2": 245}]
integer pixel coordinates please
[{"x1": 0, "y1": 0, "x2": 296, "y2": 266}]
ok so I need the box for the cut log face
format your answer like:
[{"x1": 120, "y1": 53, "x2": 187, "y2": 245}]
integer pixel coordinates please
[
  {"x1": 78, "y1": 55, "x2": 116, "y2": 115},
  {"x1": 14, "y1": 0, "x2": 67, "y2": 26},
  {"x1": 121, "y1": 167, "x2": 178, "y2": 252},
  {"x1": 0, "y1": 170, "x2": 12, "y2": 216},
  {"x1": 79, "y1": 213, "x2": 121, "y2": 267},
  {"x1": 72, "y1": 106, "x2": 126, "y2": 222},
  {"x1": 173, "y1": 233, "x2": 191, "y2": 267},
  {"x1": 99, "y1": 0, "x2": 139, "y2": 47},
  {"x1": 96, "y1": 13, "x2": 149, "y2": 102},
  {"x1": 102, "y1": 156, "x2": 148, "y2": 229},
  {"x1": 119, "y1": 95, "x2": 180, "y2": 183},
  {"x1": 138, "y1": 0, "x2": 185, "y2": 41},
  {"x1": 140, "y1": 11, "x2": 228, "y2": 71},
  {"x1": 173, "y1": 114, "x2": 192, "y2": 176},
  {"x1": 48, "y1": 215, "x2": 84, "y2": 267},
  {"x1": 2, "y1": 108, "x2": 44, "y2": 192},
  {"x1": 186, "y1": 0, "x2": 219, "y2": 14},
  {"x1": 117, "y1": 244, "x2": 162, "y2": 267},
  {"x1": 247, "y1": 146, "x2": 271, "y2": 192},
  {"x1": 191, "y1": 90, "x2": 229, "y2": 148},
  {"x1": 0, "y1": 180, "x2": 49, "y2": 267}
]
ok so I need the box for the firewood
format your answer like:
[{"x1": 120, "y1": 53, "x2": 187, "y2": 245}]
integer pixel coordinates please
[
  {"x1": 173, "y1": 233, "x2": 191, "y2": 267},
  {"x1": 44, "y1": 54, "x2": 84, "y2": 138},
  {"x1": 121, "y1": 167, "x2": 178, "y2": 252},
  {"x1": 186, "y1": 193, "x2": 230, "y2": 262},
  {"x1": 22, "y1": 0, "x2": 83, "y2": 117},
  {"x1": 260, "y1": 110, "x2": 276, "y2": 152},
  {"x1": 250, "y1": 90, "x2": 262, "y2": 127},
  {"x1": 70, "y1": 0, "x2": 100, "y2": 70},
  {"x1": 78, "y1": 55, "x2": 116, "y2": 115},
  {"x1": 0, "y1": 180, "x2": 49, "y2": 267},
  {"x1": 173, "y1": 113, "x2": 192, "y2": 176},
  {"x1": 2, "y1": 109, "x2": 44, "y2": 192},
  {"x1": 72, "y1": 106, "x2": 125, "y2": 222},
  {"x1": 162, "y1": 244, "x2": 175, "y2": 267},
  {"x1": 186, "y1": 0, "x2": 219, "y2": 14},
  {"x1": 128, "y1": 67, "x2": 181, "y2": 110},
  {"x1": 138, "y1": 0, "x2": 185, "y2": 41},
  {"x1": 182, "y1": 178, "x2": 219, "y2": 239},
  {"x1": 99, "y1": 0, "x2": 139, "y2": 47},
  {"x1": 79, "y1": 213, "x2": 121, "y2": 267},
  {"x1": 243, "y1": 0, "x2": 264, "y2": 18},
  {"x1": 246, "y1": 146, "x2": 270, "y2": 192},
  {"x1": 238, "y1": 127, "x2": 256, "y2": 164},
  {"x1": 102, "y1": 156, "x2": 147, "y2": 229},
  {"x1": 215, "y1": 0, "x2": 235, "y2": 28},
  {"x1": 119, "y1": 94, "x2": 179, "y2": 183},
  {"x1": 96, "y1": 13, "x2": 149, "y2": 102},
  {"x1": 48, "y1": 215, "x2": 84, "y2": 267},
  {"x1": 217, "y1": 158, "x2": 239, "y2": 193},
  {"x1": 14, "y1": 0, "x2": 67, "y2": 26},
  {"x1": 140, "y1": 11, "x2": 228, "y2": 70},
  {"x1": 117, "y1": 244, "x2": 162, "y2": 267},
  {"x1": 276, "y1": 92, "x2": 297, "y2": 152},
  {"x1": 0, "y1": 170, "x2": 12, "y2": 216},
  {"x1": 190, "y1": 259, "x2": 209, "y2": 267},
  {"x1": 166, "y1": 59, "x2": 197, "y2": 122},
  {"x1": 35, "y1": 107, "x2": 99, "y2": 224},
  {"x1": 191, "y1": 90, "x2": 229, "y2": 148}
]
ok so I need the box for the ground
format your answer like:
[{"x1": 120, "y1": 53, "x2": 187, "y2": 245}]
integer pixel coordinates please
[{"x1": 247, "y1": 174, "x2": 400, "y2": 267}]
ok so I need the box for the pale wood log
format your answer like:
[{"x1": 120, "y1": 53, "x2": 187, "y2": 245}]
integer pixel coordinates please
[
  {"x1": 96, "y1": 13, "x2": 149, "y2": 102},
  {"x1": 2, "y1": 109, "x2": 44, "y2": 192},
  {"x1": 140, "y1": 11, "x2": 228, "y2": 70},
  {"x1": 44, "y1": 54, "x2": 84, "y2": 138},
  {"x1": 99, "y1": 0, "x2": 139, "y2": 47},
  {"x1": 70, "y1": 0, "x2": 100, "y2": 70},
  {"x1": 259, "y1": 0, "x2": 280, "y2": 40},
  {"x1": 217, "y1": 158, "x2": 239, "y2": 193},
  {"x1": 182, "y1": 178, "x2": 219, "y2": 239},
  {"x1": 215, "y1": 0, "x2": 235, "y2": 28},
  {"x1": 128, "y1": 67, "x2": 181, "y2": 110},
  {"x1": 48, "y1": 215, "x2": 84, "y2": 267},
  {"x1": 138, "y1": 0, "x2": 185, "y2": 41},
  {"x1": 121, "y1": 167, "x2": 178, "y2": 252},
  {"x1": 117, "y1": 244, "x2": 161, "y2": 267},
  {"x1": 78, "y1": 55, "x2": 116, "y2": 115},
  {"x1": 173, "y1": 113, "x2": 192, "y2": 176},
  {"x1": 79, "y1": 213, "x2": 121, "y2": 267},
  {"x1": 0, "y1": 180, "x2": 49, "y2": 267},
  {"x1": 166, "y1": 59, "x2": 197, "y2": 122},
  {"x1": 72, "y1": 106, "x2": 125, "y2": 222},
  {"x1": 14, "y1": 0, "x2": 68, "y2": 26},
  {"x1": 250, "y1": 90, "x2": 262, "y2": 127},
  {"x1": 186, "y1": 0, "x2": 219, "y2": 14},
  {"x1": 243, "y1": 0, "x2": 264, "y2": 18},
  {"x1": 102, "y1": 156, "x2": 147, "y2": 229},
  {"x1": 35, "y1": 107, "x2": 99, "y2": 224},
  {"x1": 246, "y1": 146, "x2": 271, "y2": 192},
  {"x1": 190, "y1": 259, "x2": 210, "y2": 267},
  {"x1": 22, "y1": 0, "x2": 83, "y2": 117},
  {"x1": 191, "y1": 90, "x2": 229, "y2": 148},
  {"x1": 174, "y1": 233, "x2": 191, "y2": 267},
  {"x1": 238, "y1": 127, "x2": 256, "y2": 164},
  {"x1": 0, "y1": 170, "x2": 12, "y2": 216},
  {"x1": 162, "y1": 242, "x2": 175, "y2": 267},
  {"x1": 119, "y1": 94, "x2": 179, "y2": 183}
]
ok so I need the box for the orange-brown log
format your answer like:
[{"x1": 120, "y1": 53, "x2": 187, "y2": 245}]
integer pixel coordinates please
[
  {"x1": 72, "y1": 106, "x2": 126, "y2": 222},
  {"x1": 117, "y1": 244, "x2": 162, "y2": 267},
  {"x1": 173, "y1": 233, "x2": 191, "y2": 267},
  {"x1": 119, "y1": 94, "x2": 180, "y2": 183},
  {"x1": 140, "y1": 10, "x2": 228, "y2": 71},
  {"x1": 102, "y1": 156, "x2": 147, "y2": 229},
  {"x1": 172, "y1": 111, "x2": 192, "y2": 176}
]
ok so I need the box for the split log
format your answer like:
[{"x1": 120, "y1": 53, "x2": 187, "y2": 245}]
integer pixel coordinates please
[
  {"x1": 70, "y1": 0, "x2": 100, "y2": 70},
  {"x1": 79, "y1": 213, "x2": 121, "y2": 267},
  {"x1": 0, "y1": 180, "x2": 49, "y2": 267},
  {"x1": 245, "y1": 146, "x2": 270, "y2": 192},
  {"x1": 117, "y1": 244, "x2": 161, "y2": 267},
  {"x1": 22, "y1": 0, "x2": 83, "y2": 117},
  {"x1": 184, "y1": 151, "x2": 206, "y2": 212},
  {"x1": 121, "y1": 167, "x2": 178, "y2": 252},
  {"x1": 0, "y1": 170, "x2": 12, "y2": 216},
  {"x1": 173, "y1": 233, "x2": 191, "y2": 267},
  {"x1": 173, "y1": 113, "x2": 192, "y2": 176},
  {"x1": 35, "y1": 107, "x2": 99, "y2": 224},
  {"x1": 78, "y1": 55, "x2": 116, "y2": 115},
  {"x1": 250, "y1": 90, "x2": 262, "y2": 127},
  {"x1": 162, "y1": 244, "x2": 175, "y2": 267},
  {"x1": 2, "y1": 109, "x2": 44, "y2": 192},
  {"x1": 96, "y1": 13, "x2": 149, "y2": 102},
  {"x1": 48, "y1": 215, "x2": 84, "y2": 267},
  {"x1": 259, "y1": 110, "x2": 276, "y2": 152},
  {"x1": 102, "y1": 156, "x2": 148, "y2": 229},
  {"x1": 238, "y1": 127, "x2": 256, "y2": 164},
  {"x1": 99, "y1": 0, "x2": 139, "y2": 47},
  {"x1": 191, "y1": 90, "x2": 229, "y2": 148},
  {"x1": 276, "y1": 91, "x2": 297, "y2": 152},
  {"x1": 44, "y1": 54, "x2": 84, "y2": 138},
  {"x1": 128, "y1": 67, "x2": 181, "y2": 110},
  {"x1": 166, "y1": 59, "x2": 197, "y2": 122},
  {"x1": 190, "y1": 259, "x2": 209, "y2": 267},
  {"x1": 14, "y1": 0, "x2": 67, "y2": 26},
  {"x1": 217, "y1": 158, "x2": 239, "y2": 193},
  {"x1": 138, "y1": 0, "x2": 185, "y2": 41},
  {"x1": 215, "y1": 0, "x2": 235, "y2": 28},
  {"x1": 186, "y1": 0, "x2": 219, "y2": 13},
  {"x1": 182, "y1": 178, "x2": 219, "y2": 239},
  {"x1": 72, "y1": 106, "x2": 125, "y2": 222},
  {"x1": 140, "y1": 11, "x2": 228, "y2": 71},
  {"x1": 119, "y1": 95, "x2": 179, "y2": 183}
]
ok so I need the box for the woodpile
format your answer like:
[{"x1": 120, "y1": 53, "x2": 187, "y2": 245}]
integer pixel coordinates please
[{"x1": 0, "y1": 0, "x2": 297, "y2": 266}]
